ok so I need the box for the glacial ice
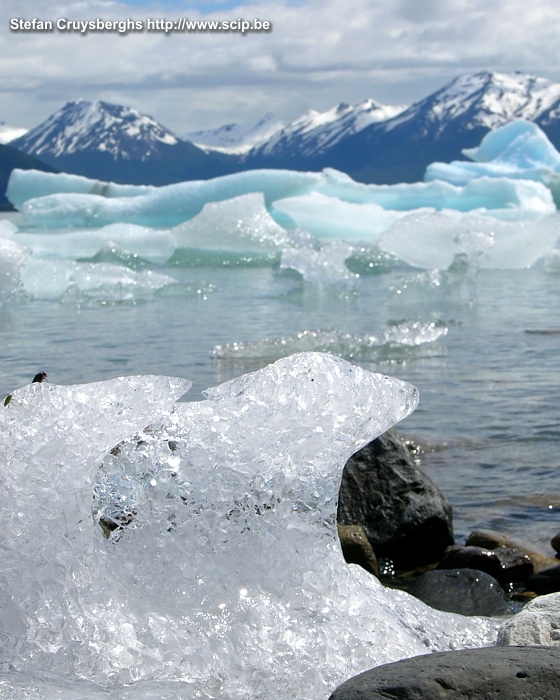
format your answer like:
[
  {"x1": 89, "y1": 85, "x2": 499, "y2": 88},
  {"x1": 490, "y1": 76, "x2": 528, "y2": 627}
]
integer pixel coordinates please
[
  {"x1": 0, "y1": 353, "x2": 501, "y2": 699},
  {"x1": 211, "y1": 322, "x2": 448, "y2": 361},
  {"x1": 3, "y1": 117, "x2": 560, "y2": 301},
  {"x1": 7, "y1": 168, "x2": 156, "y2": 209},
  {"x1": 8, "y1": 159, "x2": 555, "y2": 232},
  {"x1": 379, "y1": 211, "x2": 560, "y2": 270},
  {"x1": 425, "y1": 120, "x2": 560, "y2": 200}
]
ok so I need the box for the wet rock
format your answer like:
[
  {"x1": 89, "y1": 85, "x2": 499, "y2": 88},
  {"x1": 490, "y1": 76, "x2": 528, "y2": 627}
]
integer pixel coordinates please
[
  {"x1": 439, "y1": 545, "x2": 533, "y2": 584},
  {"x1": 467, "y1": 529, "x2": 559, "y2": 573},
  {"x1": 551, "y1": 531, "x2": 560, "y2": 556},
  {"x1": 337, "y1": 429, "x2": 453, "y2": 570},
  {"x1": 329, "y1": 646, "x2": 560, "y2": 700},
  {"x1": 527, "y1": 565, "x2": 560, "y2": 595},
  {"x1": 408, "y1": 568, "x2": 511, "y2": 617},
  {"x1": 498, "y1": 593, "x2": 560, "y2": 646},
  {"x1": 337, "y1": 524, "x2": 379, "y2": 577}
]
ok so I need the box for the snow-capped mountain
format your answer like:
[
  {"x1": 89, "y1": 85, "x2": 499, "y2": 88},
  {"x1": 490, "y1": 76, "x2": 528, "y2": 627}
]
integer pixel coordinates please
[
  {"x1": 245, "y1": 99, "x2": 406, "y2": 165},
  {"x1": 242, "y1": 70, "x2": 560, "y2": 183},
  {"x1": 386, "y1": 70, "x2": 560, "y2": 135},
  {"x1": 186, "y1": 113, "x2": 285, "y2": 154},
  {"x1": 8, "y1": 70, "x2": 560, "y2": 189},
  {"x1": 13, "y1": 99, "x2": 181, "y2": 160},
  {"x1": 11, "y1": 100, "x2": 236, "y2": 185},
  {"x1": 0, "y1": 122, "x2": 28, "y2": 145}
]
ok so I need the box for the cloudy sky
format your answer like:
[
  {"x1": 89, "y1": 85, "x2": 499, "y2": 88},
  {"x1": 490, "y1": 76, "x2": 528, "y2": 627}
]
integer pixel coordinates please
[{"x1": 1, "y1": 0, "x2": 559, "y2": 135}]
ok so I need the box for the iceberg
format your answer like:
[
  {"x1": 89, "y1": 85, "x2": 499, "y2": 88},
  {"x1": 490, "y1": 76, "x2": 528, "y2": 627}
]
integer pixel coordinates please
[
  {"x1": 379, "y1": 211, "x2": 560, "y2": 270},
  {"x1": 7, "y1": 168, "x2": 328, "y2": 228},
  {"x1": 425, "y1": 119, "x2": 560, "y2": 205},
  {"x1": 0, "y1": 222, "x2": 29, "y2": 299},
  {"x1": 0, "y1": 354, "x2": 500, "y2": 699},
  {"x1": 8, "y1": 160, "x2": 555, "y2": 232},
  {"x1": 6, "y1": 168, "x2": 156, "y2": 210},
  {"x1": 274, "y1": 177, "x2": 555, "y2": 243}
]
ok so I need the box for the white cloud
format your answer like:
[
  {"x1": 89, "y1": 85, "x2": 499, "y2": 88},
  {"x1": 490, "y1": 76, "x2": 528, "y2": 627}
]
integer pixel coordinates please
[{"x1": 2, "y1": 0, "x2": 560, "y2": 133}]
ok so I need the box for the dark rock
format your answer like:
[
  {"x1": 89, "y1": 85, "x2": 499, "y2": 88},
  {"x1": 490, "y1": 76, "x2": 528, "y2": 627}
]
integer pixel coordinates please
[
  {"x1": 551, "y1": 531, "x2": 560, "y2": 556},
  {"x1": 467, "y1": 529, "x2": 559, "y2": 573},
  {"x1": 337, "y1": 429, "x2": 453, "y2": 570},
  {"x1": 337, "y1": 524, "x2": 379, "y2": 577},
  {"x1": 408, "y1": 568, "x2": 511, "y2": 616},
  {"x1": 527, "y1": 565, "x2": 560, "y2": 595},
  {"x1": 440, "y1": 544, "x2": 533, "y2": 584},
  {"x1": 329, "y1": 645, "x2": 560, "y2": 700}
]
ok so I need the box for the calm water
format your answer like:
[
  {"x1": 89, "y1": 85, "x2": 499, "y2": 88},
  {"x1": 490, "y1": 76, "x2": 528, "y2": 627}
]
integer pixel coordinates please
[{"x1": 2, "y1": 239, "x2": 559, "y2": 553}]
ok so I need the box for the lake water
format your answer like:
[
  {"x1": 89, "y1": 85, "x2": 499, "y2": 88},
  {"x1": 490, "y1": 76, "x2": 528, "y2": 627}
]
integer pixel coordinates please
[
  {"x1": 2, "y1": 209, "x2": 559, "y2": 551},
  {"x1": 0, "y1": 184, "x2": 559, "y2": 698}
]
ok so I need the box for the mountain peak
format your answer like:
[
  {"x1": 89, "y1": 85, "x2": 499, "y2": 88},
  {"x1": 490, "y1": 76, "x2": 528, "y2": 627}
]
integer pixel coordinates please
[
  {"x1": 415, "y1": 70, "x2": 560, "y2": 130},
  {"x1": 186, "y1": 112, "x2": 285, "y2": 154},
  {"x1": 12, "y1": 99, "x2": 180, "y2": 161}
]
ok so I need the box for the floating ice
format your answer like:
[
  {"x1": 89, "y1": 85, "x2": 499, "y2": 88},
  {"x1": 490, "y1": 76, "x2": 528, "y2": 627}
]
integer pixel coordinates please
[
  {"x1": 8, "y1": 159, "x2": 555, "y2": 232},
  {"x1": 272, "y1": 192, "x2": 418, "y2": 241},
  {"x1": 425, "y1": 120, "x2": 560, "y2": 202},
  {"x1": 0, "y1": 223, "x2": 29, "y2": 299},
  {"x1": 9, "y1": 168, "x2": 327, "y2": 229},
  {"x1": 14, "y1": 223, "x2": 176, "y2": 264},
  {"x1": 6, "y1": 169, "x2": 156, "y2": 210},
  {"x1": 211, "y1": 322, "x2": 448, "y2": 361},
  {"x1": 273, "y1": 177, "x2": 555, "y2": 242},
  {"x1": 172, "y1": 192, "x2": 294, "y2": 252},
  {"x1": 0, "y1": 354, "x2": 500, "y2": 699},
  {"x1": 379, "y1": 211, "x2": 560, "y2": 270},
  {"x1": 280, "y1": 239, "x2": 358, "y2": 287},
  {"x1": 19, "y1": 257, "x2": 178, "y2": 303}
]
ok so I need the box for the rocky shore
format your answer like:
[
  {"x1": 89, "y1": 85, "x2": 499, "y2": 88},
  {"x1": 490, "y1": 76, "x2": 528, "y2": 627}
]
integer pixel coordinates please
[{"x1": 333, "y1": 428, "x2": 560, "y2": 698}]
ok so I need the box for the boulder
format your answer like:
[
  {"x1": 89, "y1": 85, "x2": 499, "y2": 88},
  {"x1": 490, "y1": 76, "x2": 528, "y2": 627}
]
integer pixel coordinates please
[
  {"x1": 337, "y1": 429, "x2": 453, "y2": 570},
  {"x1": 439, "y1": 544, "x2": 533, "y2": 584},
  {"x1": 527, "y1": 565, "x2": 560, "y2": 595},
  {"x1": 551, "y1": 531, "x2": 560, "y2": 556},
  {"x1": 337, "y1": 524, "x2": 379, "y2": 577},
  {"x1": 408, "y1": 568, "x2": 511, "y2": 617},
  {"x1": 498, "y1": 593, "x2": 560, "y2": 646},
  {"x1": 467, "y1": 529, "x2": 559, "y2": 573},
  {"x1": 329, "y1": 646, "x2": 560, "y2": 700}
]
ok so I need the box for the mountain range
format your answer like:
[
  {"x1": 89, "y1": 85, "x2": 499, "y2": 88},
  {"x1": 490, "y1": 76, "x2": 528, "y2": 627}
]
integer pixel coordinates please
[{"x1": 5, "y1": 70, "x2": 560, "y2": 206}]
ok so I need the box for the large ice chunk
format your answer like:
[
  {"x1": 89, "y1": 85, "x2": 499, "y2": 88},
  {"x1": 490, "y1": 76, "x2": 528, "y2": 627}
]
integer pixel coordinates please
[
  {"x1": 379, "y1": 211, "x2": 560, "y2": 269},
  {"x1": 425, "y1": 119, "x2": 560, "y2": 204},
  {"x1": 0, "y1": 354, "x2": 501, "y2": 700},
  {"x1": 9, "y1": 160, "x2": 555, "y2": 232},
  {"x1": 0, "y1": 221, "x2": 29, "y2": 299},
  {"x1": 6, "y1": 169, "x2": 156, "y2": 209}
]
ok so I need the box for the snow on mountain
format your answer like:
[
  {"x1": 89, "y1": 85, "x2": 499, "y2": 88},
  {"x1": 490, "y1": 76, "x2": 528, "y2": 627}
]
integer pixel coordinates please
[
  {"x1": 250, "y1": 99, "x2": 407, "y2": 160},
  {"x1": 10, "y1": 100, "x2": 238, "y2": 186},
  {"x1": 7, "y1": 70, "x2": 560, "y2": 189},
  {"x1": 0, "y1": 123, "x2": 28, "y2": 145},
  {"x1": 386, "y1": 70, "x2": 560, "y2": 135},
  {"x1": 186, "y1": 113, "x2": 285, "y2": 154},
  {"x1": 12, "y1": 99, "x2": 180, "y2": 161},
  {"x1": 285, "y1": 70, "x2": 560, "y2": 184}
]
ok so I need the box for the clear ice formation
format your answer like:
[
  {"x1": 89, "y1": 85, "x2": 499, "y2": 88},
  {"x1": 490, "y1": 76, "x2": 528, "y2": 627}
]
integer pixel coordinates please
[
  {"x1": 0, "y1": 353, "x2": 501, "y2": 699},
  {"x1": 379, "y1": 210, "x2": 560, "y2": 270},
  {"x1": 5, "y1": 119, "x2": 560, "y2": 281},
  {"x1": 7, "y1": 142, "x2": 556, "y2": 231},
  {"x1": 211, "y1": 322, "x2": 448, "y2": 361},
  {"x1": 425, "y1": 119, "x2": 560, "y2": 196}
]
